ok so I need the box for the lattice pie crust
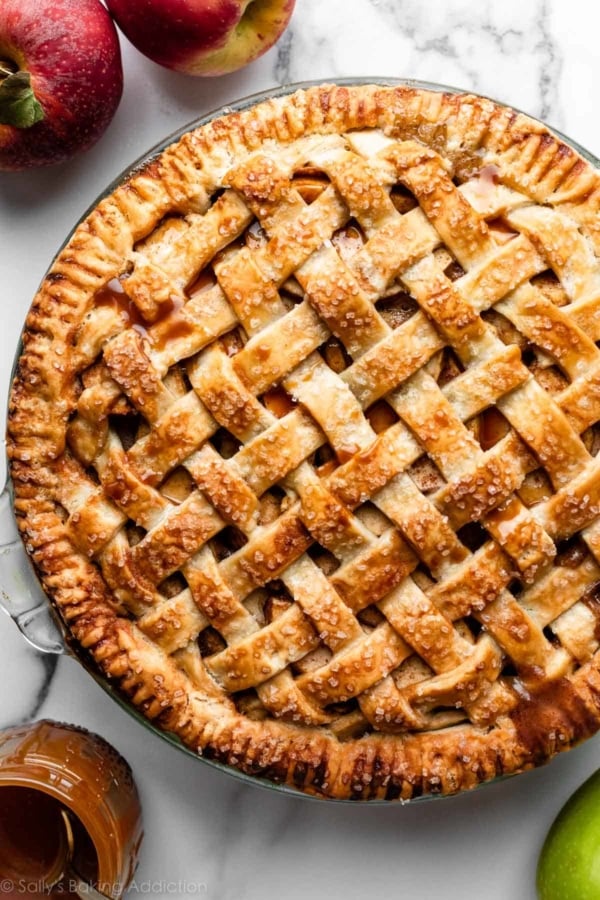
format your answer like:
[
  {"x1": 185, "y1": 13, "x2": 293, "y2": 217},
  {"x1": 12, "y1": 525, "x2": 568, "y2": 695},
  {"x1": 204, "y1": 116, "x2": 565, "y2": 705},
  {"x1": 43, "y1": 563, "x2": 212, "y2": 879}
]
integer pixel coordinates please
[{"x1": 9, "y1": 84, "x2": 600, "y2": 800}]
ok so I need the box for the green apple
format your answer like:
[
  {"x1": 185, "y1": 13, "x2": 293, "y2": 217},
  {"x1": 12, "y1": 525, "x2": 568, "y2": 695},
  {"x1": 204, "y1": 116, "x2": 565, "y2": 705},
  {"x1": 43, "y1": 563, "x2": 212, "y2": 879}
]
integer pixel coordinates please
[{"x1": 537, "y1": 769, "x2": 600, "y2": 899}]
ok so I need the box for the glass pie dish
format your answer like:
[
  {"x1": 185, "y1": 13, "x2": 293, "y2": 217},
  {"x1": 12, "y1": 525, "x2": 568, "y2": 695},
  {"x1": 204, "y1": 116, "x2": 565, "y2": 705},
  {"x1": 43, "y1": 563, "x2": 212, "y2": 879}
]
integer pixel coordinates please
[{"x1": 4, "y1": 78, "x2": 600, "y2": 803}]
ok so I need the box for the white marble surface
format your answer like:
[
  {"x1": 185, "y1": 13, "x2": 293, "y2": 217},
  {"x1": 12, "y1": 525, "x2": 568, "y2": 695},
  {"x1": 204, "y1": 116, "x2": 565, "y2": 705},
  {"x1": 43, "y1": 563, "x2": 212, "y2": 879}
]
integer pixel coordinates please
[{"x1": 2, "y1": 1, "x2": 600, "y2": 897}]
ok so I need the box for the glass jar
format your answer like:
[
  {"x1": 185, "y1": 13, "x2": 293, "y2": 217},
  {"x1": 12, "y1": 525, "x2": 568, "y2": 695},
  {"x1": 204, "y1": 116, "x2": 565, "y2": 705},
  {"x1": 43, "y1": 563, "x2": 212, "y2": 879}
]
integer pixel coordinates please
[{"x1": 0, "y1": 719, "x2": 143, "y2": 898}]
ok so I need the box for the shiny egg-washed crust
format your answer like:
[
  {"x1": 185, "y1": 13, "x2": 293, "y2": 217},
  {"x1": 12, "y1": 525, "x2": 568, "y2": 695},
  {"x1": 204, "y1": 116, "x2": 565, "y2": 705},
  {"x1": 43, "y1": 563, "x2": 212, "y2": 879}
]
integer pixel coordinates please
[{"x1": 8, "y1": 83, "x2": 600, "y2": 800}]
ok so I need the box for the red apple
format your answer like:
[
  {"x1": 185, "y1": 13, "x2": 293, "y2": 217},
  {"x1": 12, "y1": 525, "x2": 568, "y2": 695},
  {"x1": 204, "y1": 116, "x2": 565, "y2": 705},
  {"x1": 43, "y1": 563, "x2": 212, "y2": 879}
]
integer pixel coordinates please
[
  {"x1": 0, "y1": 0, "x2": 123, "y2": 171},
  {"x1": 106, "y1": 0, "x2": 295, "y2": 77}
]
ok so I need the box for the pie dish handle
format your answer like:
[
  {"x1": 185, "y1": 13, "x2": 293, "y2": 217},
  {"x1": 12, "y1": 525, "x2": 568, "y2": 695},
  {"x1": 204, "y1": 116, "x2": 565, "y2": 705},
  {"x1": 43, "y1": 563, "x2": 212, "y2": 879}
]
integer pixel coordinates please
[{"x1": 0, "y1": 476, "x2": 67, "y2": 656}]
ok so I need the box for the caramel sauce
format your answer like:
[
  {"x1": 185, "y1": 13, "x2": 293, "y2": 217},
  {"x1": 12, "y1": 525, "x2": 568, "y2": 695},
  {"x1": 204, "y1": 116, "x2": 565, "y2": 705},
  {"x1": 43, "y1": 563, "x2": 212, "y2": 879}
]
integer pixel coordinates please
[
  {"x1": 263, "y1": 387, "x2": 298, "y2": 418},
  {"x1": 94, "y1": 279, "x2": 149, "y2": 338},
  {"x1": 153, "y1": 316, "x2": 195, "y2": 351},
  {"x1": 510, "y1": 676, "x2": 599, "y2": 763},
  {"x1": 336, "y1": 443, "x2": 360, "y2": 464},
  {"x1": 486, "y1": 498, "x2": 518, "y2": 536},
  {"x1": 150, "y1": 295, "x2": 195, "y2": 352},
  {"x1": 478, "y1": 408, "x2": 509, "y2": 450},
  {"x1": 70, "y1": 812, "x2": 101, "y2": 888},
  {"x1": 316, "y1": 458, "x2": 339, "y2": 478},
  {"x1": 95, "y1": 280, "x2": 198, "y2": 352},
  {"x1": 0, "y1": 787, "x2": 68, "y2": 885}
]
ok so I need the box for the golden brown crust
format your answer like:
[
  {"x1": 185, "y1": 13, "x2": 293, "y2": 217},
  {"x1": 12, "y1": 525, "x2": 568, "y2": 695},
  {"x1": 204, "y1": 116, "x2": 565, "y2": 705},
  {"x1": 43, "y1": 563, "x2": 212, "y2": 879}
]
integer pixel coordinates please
[{"x1": 9, "y1": 83, "x2": 600, "y2": 800}]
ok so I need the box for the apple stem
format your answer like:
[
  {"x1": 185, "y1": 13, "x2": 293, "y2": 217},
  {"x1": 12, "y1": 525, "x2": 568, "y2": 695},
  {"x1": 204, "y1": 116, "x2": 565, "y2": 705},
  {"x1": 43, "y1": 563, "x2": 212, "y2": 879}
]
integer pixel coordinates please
[
  {"x1": 0, "y1": 62, "x2": 45, "y2": 128},
  {"x1": 0, "y1": 60, "x2": 18, "y2": 81}
]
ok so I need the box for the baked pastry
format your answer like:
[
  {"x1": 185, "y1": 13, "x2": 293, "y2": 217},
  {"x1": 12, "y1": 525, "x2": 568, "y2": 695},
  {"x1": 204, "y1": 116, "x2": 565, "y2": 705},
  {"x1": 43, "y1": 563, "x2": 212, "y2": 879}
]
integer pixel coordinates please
[{"x1": 8, "y1": 82, "x2": 600, "y2": 800}]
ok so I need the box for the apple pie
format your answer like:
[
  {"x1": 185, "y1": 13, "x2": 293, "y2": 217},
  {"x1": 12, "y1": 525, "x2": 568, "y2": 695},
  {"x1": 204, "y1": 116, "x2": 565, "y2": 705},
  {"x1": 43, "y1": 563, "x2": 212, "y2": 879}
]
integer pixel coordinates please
[{"x1": 9, "y1": 83, "x2": 600, "y2": 800}]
